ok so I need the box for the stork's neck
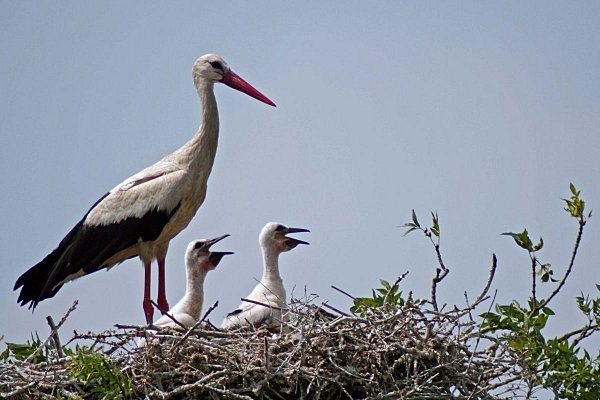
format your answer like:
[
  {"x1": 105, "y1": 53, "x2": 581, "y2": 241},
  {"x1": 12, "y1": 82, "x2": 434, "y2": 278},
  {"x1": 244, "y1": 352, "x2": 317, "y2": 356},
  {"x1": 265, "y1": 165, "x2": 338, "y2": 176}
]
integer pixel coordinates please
[
  {"x1": 178, "y1": 269, "x2": 206, "y2": 321},
  {"x1": 261, "y1": 246, "x2": 282, "y2": 284},
  {"x1": 179, "y1": 83, "x2": 220, "y2": 174}
]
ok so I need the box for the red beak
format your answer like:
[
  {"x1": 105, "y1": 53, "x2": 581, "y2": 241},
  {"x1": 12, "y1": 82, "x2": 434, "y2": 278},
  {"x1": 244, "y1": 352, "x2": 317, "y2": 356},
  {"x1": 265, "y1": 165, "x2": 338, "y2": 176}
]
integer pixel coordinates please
[{"x1": 220, "y1": 70, "x2": 276, "y2": 107}]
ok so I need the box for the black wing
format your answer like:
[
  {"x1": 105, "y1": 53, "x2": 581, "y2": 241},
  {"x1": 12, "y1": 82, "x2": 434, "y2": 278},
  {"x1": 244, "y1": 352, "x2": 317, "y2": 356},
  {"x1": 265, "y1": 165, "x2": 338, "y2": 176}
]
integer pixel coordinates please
[{"x1": 14, "y1": 193, "x2": 180, "y2": 309}]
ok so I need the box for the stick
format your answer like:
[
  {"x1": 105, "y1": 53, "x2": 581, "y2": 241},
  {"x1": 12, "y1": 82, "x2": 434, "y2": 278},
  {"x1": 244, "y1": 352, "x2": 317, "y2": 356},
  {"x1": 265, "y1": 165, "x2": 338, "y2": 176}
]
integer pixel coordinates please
[
  {"x1": 320, "y1": 302, "x2": 350, "y2": 317},
  {"x1": 330, "y1": 285, "x2": 356, "y2": 299},
  {"x1": 240, "y1": 298, "x2": 288, "y2": 311},
  {"x1": 45, "y1": 316, "x2": 63, "y2": 358},
  {"x1": 25, "y1": 300, "x2": 78, "y2": 363},
  {"x1": 173, "y1": 301, "x2": 219, "y2": 349},
  {"x1": 149, "y1": 300, "x2": 187, "y2": 331}
]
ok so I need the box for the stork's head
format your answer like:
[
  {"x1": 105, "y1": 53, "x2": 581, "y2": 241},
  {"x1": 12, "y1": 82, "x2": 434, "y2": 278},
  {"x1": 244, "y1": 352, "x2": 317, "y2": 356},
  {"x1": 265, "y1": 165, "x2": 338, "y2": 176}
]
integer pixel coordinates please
[
  {"x1": 186, "y1": 234, "x2": 233, "y2": 274},
  {"x1": 192, "y1": 54, "x2": 275, "y2": 106},
  {"x1": 259, "y1": 222, "x2": 310, "y2": 254}
]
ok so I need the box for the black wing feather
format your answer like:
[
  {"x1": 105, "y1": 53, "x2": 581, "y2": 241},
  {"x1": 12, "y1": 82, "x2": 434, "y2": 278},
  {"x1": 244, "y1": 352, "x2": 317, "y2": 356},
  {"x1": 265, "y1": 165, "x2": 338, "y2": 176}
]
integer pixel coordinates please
[
  {"x1": 14, "y1": 193, "x2": 181, "y2": 309},
  {"x1": 226, "y1": 309, "x2": 243, "y2": 318}
]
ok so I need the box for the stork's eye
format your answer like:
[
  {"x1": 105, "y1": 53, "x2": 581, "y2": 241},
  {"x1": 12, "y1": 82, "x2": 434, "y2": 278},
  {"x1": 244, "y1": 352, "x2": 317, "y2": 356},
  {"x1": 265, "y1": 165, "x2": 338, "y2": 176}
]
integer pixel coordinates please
[
  {"x1": 275, "y1": 224, "x2": 286, "y2": 232},
  {"x1": 209, "y1": 61, "x2": 224, "y2": 71},
  {"x1": 193, "y1": 241, "x2": 205, "y2": 250}
]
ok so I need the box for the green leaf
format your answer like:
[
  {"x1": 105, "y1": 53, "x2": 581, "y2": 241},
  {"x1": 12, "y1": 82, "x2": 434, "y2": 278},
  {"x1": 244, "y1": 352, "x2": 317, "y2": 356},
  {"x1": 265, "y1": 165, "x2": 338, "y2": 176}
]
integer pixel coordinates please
[
  {"x1": 502, "y1": 229, "x2": 534, "y2": 251},
  {"x1": 430, "y1": 212, "x2": 440, "y2": 237},
  {"x1": 402, "y1": 226, "x2": 419, "y2": 236},
  {"x1": 542, "y1": 306, "x2": 555, "y2": 316},
  {"x1": 532, "y1": 237, "x2": 544, "y2": 252},
  {"x1": 562, "y1": 183, "x2": 586, "y2": 219},
  {"x1": 412, "y1": 209, "x2": 420, "y2": 227}
]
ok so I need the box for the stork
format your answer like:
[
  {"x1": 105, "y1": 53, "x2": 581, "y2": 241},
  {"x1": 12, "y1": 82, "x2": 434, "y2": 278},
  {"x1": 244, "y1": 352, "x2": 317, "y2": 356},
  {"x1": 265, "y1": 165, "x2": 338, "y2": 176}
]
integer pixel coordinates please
[
  {"x1": 153, "y1": 235, "x2": 232, "y2": 329},
  {"x1": 221, "y1": 222, "x2": 309, "y2": 330},
  {"x1": 14, "y1": 54, "x2": 275, "y2": 323}
]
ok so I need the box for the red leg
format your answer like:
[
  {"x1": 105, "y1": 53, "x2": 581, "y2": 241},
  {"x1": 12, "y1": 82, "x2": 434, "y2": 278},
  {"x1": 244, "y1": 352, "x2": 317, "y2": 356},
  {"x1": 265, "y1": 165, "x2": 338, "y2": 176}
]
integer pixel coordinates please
[
  {"x1": 157, "y1": 256, "x2": 169, "y2": 314},
  {"x1": 143, "y1": 261, "x2": 153, "y2": 324}
]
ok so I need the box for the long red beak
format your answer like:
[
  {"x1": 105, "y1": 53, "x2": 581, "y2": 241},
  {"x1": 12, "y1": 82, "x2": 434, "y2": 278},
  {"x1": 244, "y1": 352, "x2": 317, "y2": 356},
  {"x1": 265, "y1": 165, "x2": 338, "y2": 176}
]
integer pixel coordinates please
[{"x1": 220, "y1": 70, "x2": 276, "y2": 107}]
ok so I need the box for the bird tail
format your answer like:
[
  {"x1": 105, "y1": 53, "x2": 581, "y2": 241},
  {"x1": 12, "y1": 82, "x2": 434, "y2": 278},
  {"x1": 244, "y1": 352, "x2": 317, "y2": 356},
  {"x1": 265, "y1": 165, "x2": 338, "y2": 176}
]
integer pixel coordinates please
[
  {"x1": 14, "y1": 247, "x2": 66, "y2": 310},
  {"x1": 13, "y1": 218, "x2": 86, "y2": 310}
]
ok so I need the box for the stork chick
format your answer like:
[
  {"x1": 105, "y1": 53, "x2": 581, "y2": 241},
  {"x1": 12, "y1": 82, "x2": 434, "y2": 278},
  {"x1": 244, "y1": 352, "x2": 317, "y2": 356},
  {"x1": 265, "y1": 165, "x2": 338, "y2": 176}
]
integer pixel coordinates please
[
  {"x1": 154, "y1": 235, "x2": 232, "y2": 329},
  {"x1": 221, "y1": 222, "x2": 309, "y2": 330}
]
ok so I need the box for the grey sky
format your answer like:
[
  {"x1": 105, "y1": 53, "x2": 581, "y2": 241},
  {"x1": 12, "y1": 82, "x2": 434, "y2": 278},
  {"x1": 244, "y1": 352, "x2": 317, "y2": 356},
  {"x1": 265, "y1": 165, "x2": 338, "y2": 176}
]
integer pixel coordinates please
[{"x1": 1, "y1": 2, "x2": 599, "y2": 352}]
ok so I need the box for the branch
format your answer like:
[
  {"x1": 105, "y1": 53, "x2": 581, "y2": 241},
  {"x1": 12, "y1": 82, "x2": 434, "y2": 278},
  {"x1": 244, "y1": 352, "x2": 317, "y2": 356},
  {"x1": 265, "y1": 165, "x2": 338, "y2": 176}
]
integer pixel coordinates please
[
  {"x1": 383, "y1": 271, "x2": 409, "y2": 305},
  {"x1": 530, "y1": 254, "x2": 537, "y2": 304},
  {"x1": 556, "y1": 322, "x2": 600, "y2": 346},
  {"x1": 331, "y1": 285, "x2": 356, "y2": 299},
  {"x1": 429, "y1": 236, "x2": 449, "y2": 311},
  {"x1": 472, "y1": 254, "x2": 498, "y2": 308},
  {"x1": 45, "y1": 316, "x2": 63, "y2": 358},
  {"x1": 320, "y1": 302, "x2": 350, "y2": 317},
  {"x1": 240, "y1": 298, "x2": 288, "y2": 311},
  {"x1": 536, "y1": 218, "x2": 586, "y2": 312},
  {"x1": 431, "y1": 266, "x2": 449, "y2": 312},
  {"x1": 149, "y1": 299, "x2": 187, "y2": 331},
  {"x1": 173, "y1": 301, "x2": 219, "y2": 349},
  {"x1": 25, "y1": 300, "x2": 78, "y2": 363}
]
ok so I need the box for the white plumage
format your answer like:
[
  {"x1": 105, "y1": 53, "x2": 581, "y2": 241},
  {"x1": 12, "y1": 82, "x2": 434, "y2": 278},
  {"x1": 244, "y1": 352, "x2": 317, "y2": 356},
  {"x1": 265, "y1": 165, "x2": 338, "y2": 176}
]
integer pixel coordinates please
[
  {"x1": 221, "y1": 222, "x2": 309, "y2": 330},
  {"x1": 154, "y1": 235, "x2": 232, "y2": 329}
]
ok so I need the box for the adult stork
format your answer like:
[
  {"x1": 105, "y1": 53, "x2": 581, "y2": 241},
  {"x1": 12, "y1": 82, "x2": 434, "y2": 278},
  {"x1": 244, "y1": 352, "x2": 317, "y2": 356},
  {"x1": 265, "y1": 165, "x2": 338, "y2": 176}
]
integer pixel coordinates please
[
  {"x1": 221, "y1": 222, "x2": 309, "y2": 330},
  {"x1": 14, "y1": 54, "x2": 275, "y2": 323},
  {"x1": 153, "y1": 235, "x2": 232, "y2": 329}
]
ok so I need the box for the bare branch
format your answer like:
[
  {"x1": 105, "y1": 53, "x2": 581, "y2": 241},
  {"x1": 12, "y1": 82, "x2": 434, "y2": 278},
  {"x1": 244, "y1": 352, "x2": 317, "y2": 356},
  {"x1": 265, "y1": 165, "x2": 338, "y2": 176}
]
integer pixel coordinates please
[
  {"x1": 25, "y1": 300, "x2": 78, "y2": 363},
  {"x1": 331, "y1": 285, "x2": 356, "y2": 299},
  {"x1": 45, "y1": 316, "x2": 63, "y2": 358},
  {"x1": 149, "y1": 299, "x2": 187, "y2": 331},
  {"x1": 472, "y1": 254, "x2": 498, "y2": 308}
]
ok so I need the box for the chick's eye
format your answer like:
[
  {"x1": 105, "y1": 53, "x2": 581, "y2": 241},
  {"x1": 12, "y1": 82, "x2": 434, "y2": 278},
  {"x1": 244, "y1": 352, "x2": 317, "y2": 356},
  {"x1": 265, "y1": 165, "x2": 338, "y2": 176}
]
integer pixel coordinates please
[
  {"x1": 193, "y1": 241, "x2": 205, "y2": 250},
  {"x1": 209, "y1": 61, "x2": 224, "y2": 71},
  {"x1": 275, "y1": 225, "x2": 286, "y2": 232}
]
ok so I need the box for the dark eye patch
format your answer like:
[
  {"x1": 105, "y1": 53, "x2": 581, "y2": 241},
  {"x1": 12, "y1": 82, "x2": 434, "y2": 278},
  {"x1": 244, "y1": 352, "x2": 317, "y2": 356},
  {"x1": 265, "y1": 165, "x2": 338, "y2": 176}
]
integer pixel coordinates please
[
  {"x1": 275, "y1": 224, "x2": 286, "y2": 232},
  {"x1": 193, "y1": 241, "x2": 205, "y2": 250},
  {"x1": 209, "y1": 61, "x2": 224, "y2": 71}
]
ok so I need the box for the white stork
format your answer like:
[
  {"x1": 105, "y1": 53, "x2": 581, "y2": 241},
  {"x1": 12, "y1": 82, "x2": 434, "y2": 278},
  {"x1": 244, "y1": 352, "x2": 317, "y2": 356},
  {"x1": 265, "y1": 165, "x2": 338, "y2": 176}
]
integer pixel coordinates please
[
  {"x1": 153, "y1": 235, "x2": 232, "y2": 329},
  {"x1": 14, "y1": 54, "x2": 275, "y2": 323},
  {"x1": 221, "y1": 222, "x2": 309, "y2": 330}
]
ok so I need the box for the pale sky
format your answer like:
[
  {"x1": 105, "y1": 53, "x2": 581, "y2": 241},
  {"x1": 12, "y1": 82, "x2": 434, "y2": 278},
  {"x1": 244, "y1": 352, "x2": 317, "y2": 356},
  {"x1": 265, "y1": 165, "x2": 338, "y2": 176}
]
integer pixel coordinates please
[{"x1": 1, "y1": 2, "x2": 599, "y2": 353}]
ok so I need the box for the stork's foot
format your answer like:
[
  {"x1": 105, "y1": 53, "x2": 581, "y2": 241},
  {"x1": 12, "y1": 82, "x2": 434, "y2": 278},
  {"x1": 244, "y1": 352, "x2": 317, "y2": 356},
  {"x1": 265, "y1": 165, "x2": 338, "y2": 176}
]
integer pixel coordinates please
[
  {"x1": 143, "y1": 298, "x2": 154, "y2": 324},
  {"x1": 157, "y1": 295, "x2": 169, "y2": 314}
]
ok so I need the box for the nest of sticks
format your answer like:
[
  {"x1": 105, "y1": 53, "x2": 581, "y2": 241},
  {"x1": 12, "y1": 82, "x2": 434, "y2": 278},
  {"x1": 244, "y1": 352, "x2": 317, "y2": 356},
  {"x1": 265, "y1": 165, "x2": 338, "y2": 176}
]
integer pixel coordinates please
[{"x1": 1, "y1": 277, "x2": 523, "y2": 400}]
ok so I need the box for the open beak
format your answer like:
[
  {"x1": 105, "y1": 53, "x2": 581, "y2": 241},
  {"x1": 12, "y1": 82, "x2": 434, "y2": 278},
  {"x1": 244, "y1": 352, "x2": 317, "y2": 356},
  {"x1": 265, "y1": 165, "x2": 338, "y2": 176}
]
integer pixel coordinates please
[
  {"x1": 220, "y1": 70, "x2": 276, "y2": 107},
  {"x1": 205, "y1": 234, "x2": 230, "y2": 250},
  {"x1": 284, "y1": 237, "x2": 310, "y2": 248},
  {"x1": 284, "y1": 227, "x2": 310, "y2": 247},
  {"x1": 209, "y1": 251, "x2": 234, "y2": 267},
  {"x1": 285, "y1": 227, "x2": 310, "y2": 235}
]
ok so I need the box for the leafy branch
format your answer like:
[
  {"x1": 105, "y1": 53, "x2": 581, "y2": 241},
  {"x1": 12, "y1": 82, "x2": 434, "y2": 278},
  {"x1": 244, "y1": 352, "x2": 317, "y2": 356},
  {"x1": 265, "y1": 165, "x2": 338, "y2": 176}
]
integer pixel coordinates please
[
  {"x1": 402, "y1": 211, "x2": 448, "y2": 310},
  {"x1": 482, "y1": 183, "x2": 599, "y2": 398}
]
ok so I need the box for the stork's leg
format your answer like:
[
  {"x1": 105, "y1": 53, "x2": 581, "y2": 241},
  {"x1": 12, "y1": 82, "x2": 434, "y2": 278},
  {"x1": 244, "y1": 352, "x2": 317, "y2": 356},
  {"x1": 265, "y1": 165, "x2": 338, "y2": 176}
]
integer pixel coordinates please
[
  {"x1": 143, "y1": 261, "x2": 153, "y2": 324},
  {"x1": 157, "y1": 256, "x2": 169, "y2": 313}
]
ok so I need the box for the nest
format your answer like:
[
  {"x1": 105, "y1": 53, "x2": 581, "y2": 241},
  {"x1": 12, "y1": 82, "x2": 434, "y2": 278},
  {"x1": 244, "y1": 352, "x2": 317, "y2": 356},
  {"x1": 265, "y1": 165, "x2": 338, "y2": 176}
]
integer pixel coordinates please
[{"x1": 0, "y1": 290, "x2": 522, "y2": 400}]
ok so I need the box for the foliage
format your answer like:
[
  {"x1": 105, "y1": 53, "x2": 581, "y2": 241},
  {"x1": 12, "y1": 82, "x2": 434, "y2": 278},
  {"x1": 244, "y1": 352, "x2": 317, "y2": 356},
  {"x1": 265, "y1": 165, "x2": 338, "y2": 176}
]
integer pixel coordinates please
[
  {"x1": 399, "y1": 183, "x2": 599, "y2": 399},
  {"x1": 1, "y1": 334, "x2": 48, "y2": 364},
  {"x1": 482, "y1": 184, "x2": 599, "y2": 399},
  {"x1": 66, "y1": 345, "x2": 132, "y2": 399},
  {"x1": 402, "y1": 209, "x2": 439, "y2": 238},
  {"x1": 350, "y1": 278, "x2": 405, "y2": 316}
]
